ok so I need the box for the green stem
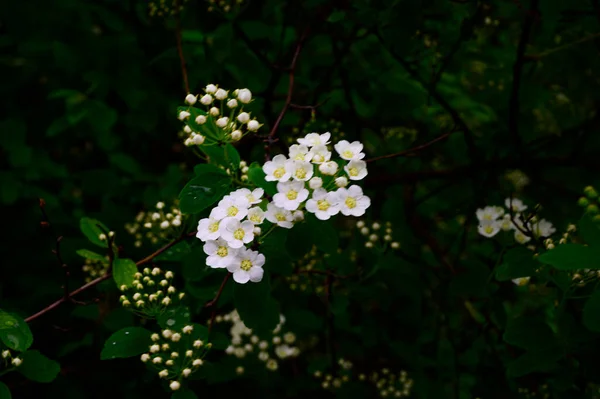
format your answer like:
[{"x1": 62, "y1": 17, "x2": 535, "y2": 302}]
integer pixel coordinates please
[{"x1": 258, "y1": 225, "x2": 278, "y2": 243}]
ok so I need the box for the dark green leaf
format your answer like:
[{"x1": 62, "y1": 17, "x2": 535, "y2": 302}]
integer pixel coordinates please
[
  {"x1": 17, "y1": 350, "x2": 60, "y2": 383},
  {"x1": 76, "y1": 249, "x2": 106, "y2": 262},
  {"x1": 495, "y1": 247, "x2": 537, "y2": 281},
  {"x1": 579, "y1": 214, "x2": 600, "y2": 247},
  {"x1": 193, "y1": 163, "x2": 228, "y2": 177},
  {"x1": 155, "y1": 241, "x2": 191, "y2": 262},
  {"x1": 0, "y1": 311, "x2": 33, "y2": 351},
  {"x1": 0, "y1": 382, "x2": 11, "y2": 399},
  {"x1": 79, "y1": 217, "x2": 110, "y2": 248},
  {"x1": 179, "y1": 174, "x2": 231, "y2": 214},
  {"x1": 507, "y1": 349, "x2": 562, "y2": 377},
  {"x1": 537, "y1": 244, "x2": 600, "y2": 270},
  {"x1": 112, "y1": 258, "x2": 137, "y2": 288},
  {"x1": 583, "y1": 290, "x2": 600, "y2": 332},
  {"x1": 503, "y1": 317, "x2": 557, "y2": 350},
  {"x1": 247, "y1": 163, "x2": 276, "y2": 196},
  {"x1": 234, "y1": 276, "x2": 279, "y2": 335},
  {"x1": 158, "y1": 306, "x2": 192, "y2": 331},
  {"x1": 100, "y1": 327, "x2": 152, "y2": 360},
  {"x1": 225, "y1": 144, "x2": 240, "y2": 170}
]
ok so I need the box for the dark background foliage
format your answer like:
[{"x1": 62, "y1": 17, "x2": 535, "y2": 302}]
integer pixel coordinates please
[{"x1": 2, "y1": 0, "x2": 600, "y2": 398}]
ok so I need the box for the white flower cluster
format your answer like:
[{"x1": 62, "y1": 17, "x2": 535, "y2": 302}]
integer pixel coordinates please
[
  {"x1": 126, "y1": 201, "x2": 183, "y2": 248},
  {"x1": 1, "y1": 348, "x2": 23, "y2": 369},
  {"x1": 360, "y1": 368, "x2": 414, "y2": 398},
  {"x1": 214, "y1": 310, "x2": 300, "y2": 372},
  {"x1": 119, "y1": 267, "x2": 184, "y2": 317},
  {"x1": 140, "y1": 325, "x2": 211, "y2": 391},
  {"x1": 476, "y1": 198, "x2": 556, "y2": 244},
  {"x1": 314, "y1": 358, "x2": 353, "y2": 390},
  {"x1": 179, "y1": 84, "x2": 261, "y2": 146},
  {"x1": 264, "y1": 132, "x2": 370, "y2": 220},
  {"x1": 356, "y1": 220, "x2": 400, "y2": 249}
]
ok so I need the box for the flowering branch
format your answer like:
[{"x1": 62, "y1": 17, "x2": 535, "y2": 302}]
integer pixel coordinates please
[{"x1": 366, "y1": 130, "x2": 457, "y2": 163}]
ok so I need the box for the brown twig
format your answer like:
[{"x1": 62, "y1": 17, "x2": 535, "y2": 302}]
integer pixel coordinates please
[
  {"x1": 206, "y1": 273, "x2": 231, "y2": 334},
  {"x1": 174, "y1": 0, "x2": 190, "y2": 94},
  {"x1": 289, "y1": 97, "x2": 330, "y2": 110},
  {"x1": 366, "y1": 130, "x2": 456, "y2": 163},
  {"x1": 264, "y1": 27, "x2": 310, "y2": 158}
]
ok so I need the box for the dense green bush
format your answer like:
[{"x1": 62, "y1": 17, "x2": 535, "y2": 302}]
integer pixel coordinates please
[{"x1": 2, "y1": 0, "x2": 600, "y2": 398}]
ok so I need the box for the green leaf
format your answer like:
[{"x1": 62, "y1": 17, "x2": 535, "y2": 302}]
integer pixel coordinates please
[
  {"x1": 17, "y1": 350, "x2": 60, "y2": 383},
  {"x1": 201, "y1": 144, "x2": 228, "y2": 165},
  {"x1": 112, "y1": 258, "x2": 137, "y2": 288},
  {"x1": 503, "y1": 317, "x2": 557, "y2": 350},
  {"x1": 76, "y1": 249, "x2": 106, "y2": 262},
  {"x1": 79, "y1": 217, "x2": 110, "y2": 248},
  {"x1": 495, "y1": 247, "x2": 537, "y2": 281},
  {"x1": 327, "y1": 10, "x2": 346, "y2": 22},
  {"x1": 224, "y1": 144, "x2": 241, "y2": 170},
  {"x1": 172, "y1": 390, "x2": 199, "y2": 399},
  {"x1": 179, "y1": 174, "x2": 231, "y2": 214},
  {"x1": 579, "y1": 214, "x2": 600, "y2": 247},
  {"x1": 583, "y1": 290, "x2": 600, "y2": 332},
  {"x1": 155, "y1": 241, "x2": 191, "y2": 261},
  {"x1": 0, "y1": 382, "x2": 11, "y2": 399},
  {"x1": 537, "y1": 244, "x2": 600, "y2": 270},
  {"x1": 308, "y1": 214, "x2": 339, "y2": 253},
  {"x1": 100, "y1": 327, "x2": 152, "y2": 360},
  {"x1": 247, "y1": 163, "x2": 276, "y2": 196},
  {"x1": 507, "y1": 349, "x2": 562, "y2": 378},
  {"x1": 234, "y1": 276, "x2": 279, "y2": 335},
  {"x1": 158, "y1": 306, "x2": 192, "y2": 331},
  {"x1": 193, "y1": 163, "x2": 228, "y2": 177},
  {"x1": 0, "y1": 311, "x2": 33, "y2": 351}
]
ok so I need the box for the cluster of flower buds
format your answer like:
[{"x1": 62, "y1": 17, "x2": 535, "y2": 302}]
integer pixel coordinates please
[
  {"x1": 206, "y1": 0, "x2": 244, "y2": 13},
  {"x1": 285, "y1": 245, "x2": 326, "y2": 293},
  {"x1": 148, "y1": 0, "x2": 188, "y2": 17},
  {"x1": 578, "y1": 186, "x2": 600, "y2": 220},
  {"x1": 179, "y1": 84, "x2": 261, "y2": 147},
  {"x1": 476, "y1": 198, "x2": 556, "y2": 244},
  {"x1": 125, "y1": 201, "x2": 183, "y2": 248},
  {"x1": 360, "y1": 368, "x2": 414, "y2": 398},
  {"x1": 140, "y1": 325, "x2": 211, "y2": 391},
  {"x1": 517, "y1": 384, "x2": 550, "y2": 399},
  {"x1": 356, "y1": 220, "x2": 400, "y2": 250},
  {"x1": 314, "y1": 358, "x2": 353, "y2": 390},
  {"x1": 1, "y1": 348, "x2": 23, "y2": 369},
  {"x1": 119, "y1": 267, "x2": 184, "y2": 317},
  {"x1": 82, "y1": 256, "x2": 109, "y2": 283},
  {"x1": 213, "y1": 310, "x2": 300, "y2": 372}
]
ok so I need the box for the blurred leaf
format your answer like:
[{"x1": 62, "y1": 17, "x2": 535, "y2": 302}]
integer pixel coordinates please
[
  {"x1": 579, "y1": 214, "x2": 600, "y2": 247},
  {"x1": 112, "y1": 258, "x2": 137, "y2": 288},
  {"x1": 0, "y1": 311, "x2": 33, "y2": 351},
  {"x1": 76, "y1": 249, "x2": 106, "y2": 262},
  {"x1": 234, "y1": 276, "x2": 279, "y2": 335},
  {"x1": 0, "y1": 382, "x2": 11, "y2": 399},
  {"x1": 583, "y1": 290, "x2": 600, "y2": 332},
  {"x1": 172, "y1": 390, "x2": 199, "y2": 399},
  {"x1": 158, "y1": 306, "x2": 192, "y2": 331},
  {"x1": 17, "y1": 350, "x2": 60, "y2": 383},
  {"x1": 79, "y1": 217, "x2": 110, "y2": 248},
  {"x1": 100, "y1": 327, "x2": 152, "y2": 360},
  {"x1": 538, "y1": 244, "x2": 600, "y2": 270},
  {"x1": 496, "y1": 247, "x2": 537, "y2": 281},
  {"x1": 504, "y1": 317, "x2": 557, "y2": 350}
]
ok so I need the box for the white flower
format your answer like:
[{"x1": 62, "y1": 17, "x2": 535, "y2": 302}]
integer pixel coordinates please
[
  {"x1": 237, "y1": 112, "x2": 250, "y2": 124},
  {"x1": 334, "y1": 140, "x2": 365, "y2": 161},
  {"x1": 185, "y1": 94, "x2": 197, "y2": 105},
  {"x1": 289, "y1": 144, "x2": 313, "y2": 161},
  {"x1": 247, "y1": 120, "x2": 260, "y2": 131},
  {"x1": 219, "y1": 217, "x2": 255, "y2": 248},
  {"x1": 197, "y1": 217, "x2": 221, "y2": 241},
  {"x1": 273, "y1": 181, "x2": 309, "y2": 211},
  {"x1": 319, "y1": 161, "x2": 338, "y2": 176},
  {"x1": 288, "y1": 160, "x2": 314, "y2": 181},
  {"x1": 205, "y1": 84, "x2": 217, "y2": 94},
  {"x1": 231, "y1": 130, "x2": 242, "y2": 141},
  {"x1": 195, "y1": 115, "x2": 206, "y2": 124},
  {"x1": 227, "y1": 99, "x2": 238, "y2": 108},
  {"x1": 532, "y1": 219, "x2": 556, "y2": 238},
  {"x1": 335, "y1": 176, "x2": 348, "y2": 188},
  {"x1": 336, "y1": 186, "x2": 370, "y2": 216},
  {"x1": 200, "y1": 94, "x2": 213, "y2": 105},
  {"x1": 263, "y1": 154, "x2": 291, "y2": 182},
  {"x1": 298, "y1": 132, "x2": 331, "y2": 147},
  {"x1": 306, "y1": 188, "x2": 340, "y2": 220},
  {"x1": 344, "y1": 160, "x2": 368, "y2": 180},
  {"x1": 478, "y1": 220, "x2": 501, "y2": 238},
  {"x1": 237, "y1": 88, "x2": 252, "y2": 104},
  {"x1": 514, "y1": 228, "x2": 531, "y2": 244},
  {"x1": 234, "y1": 188, "x2": 264, "y2": 205},
  {"x1": 204, "y1": 238, "x2": 239, "y2": 268},
  {"x1": 308, "y1": 145, "x2": 331, "y2": 164},
  {"x1": 309, "y1": 177, "x2": 323, "y2": 189},
  {"x1": 215, "y1": 88, "x2": 228, "y2": 100},
  {"x1": 512, "y1": 277, "x2": 530, "y2": 286},
  {"x1": 227, "y1": 248, "x2": 265, "y2": 284},
  {"x1": 247, "y1": 207, "x2": 266, "y2": 224},
  {"x1": 216, "y1": 117, "x2": 229, "y2": 128},
  {"x1": 265, "y1": 203, "x2": 294, "y2": 228},
  {"x1": 178, "y1": 111, "x2": 190, "y2": 120},
  {"x1": 211, "y1": 195, "x2": 250, "y2": 220},
  {"x1": 505, "y1": 198, "x2": 527, "y2": 212},
  {"x1": 476, "y1": 206, "x2": 504, "y2": 222}
]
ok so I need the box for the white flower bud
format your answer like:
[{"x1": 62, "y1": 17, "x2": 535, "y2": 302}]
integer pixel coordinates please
[
  {"x1": 335, "y1": 176, "x2": 348, "y2": 188},
  {"x1": 160, "y1": 220, "x2": 169, "y2": 229},
  {"x1": 365, "y1": 241, "x2": 374, "y2": 248},
  {"x1": 153, "y1": 357, "x2": 162, "y2": 364},
  {"x1": 165, "y1": 359, "x2": 174, "y2": 366},
  {"x1": 2, "y1": 350, "x2": 10, "y2": 359},
  {"x1": 372, "y1": 222, "x2": 381, "y2": 230},
  {"x1": 309, "y1": 177, "x2": 323, "y2": 189},
  {"x1": 237, "y1": 112, "x2": 250, "y2": 124},
  {"x1": 169, "y1": 381, "x2": 181, "y2": 391},
  {"x1": 193, "y1": 340, "x2": 203, "y2": 348},
  {"x1": 241, "y1": 166, "x2": 249, "y2": 173},
  {"x1": 293, "y1": 210, "x2": 304, "y2": 222},
  {"x1": 237, "y1": 88, "x2": 252, "y2": 103},
  {"x1": 185, "y1": 350, "x2": 193, "y2": 357},
  {"x1": 253, "y1": 226, "x2": 262, "y2": 236},
  {"x1": 165, "y1": 271, "x2": 174, "y2": 279},
  {"x1": 227, "y1": 99, "x2": 238, "y2": 108},
  {"x1": 391, "y1": 242, "x2": 400, "y2": 249},
  {"x1": 183, "y1": 125, "x2": 192, "y2": 134},
  {"x1": 141, "y1": 353, "x2": 150, "y2": 362},
  {"x1": 215, "y1": 88, "x2": 228, "y2": 100},
  {"x1": 318, "y1": 161, "x2": 338, "y2": 175},
  {"x1": 171, "y1": 218, "x2": 181, "y2": 226},
  {"x1": 98, "y1": 233, "x2": 106, "y2": 241},
  {"x1": 247, "y1": 120, "x2": 260, "y2": 131},
  {"x1": 178, "y1": 111, "x2": 190, "y2": 121},
  {"x1": 384, "y1": 234, "x2": 392, "y2": 241},
  {"x1": 360, "y1": 227, "x2": 369, "y2": 235},
  {"x1": 182, "y1": 368, "x2": 192, "y2": 377},
  {"x1": 183, "y1": 325, "x2": 194, "y2": 334},
  {"x1": 192, "y1": 359, "x2": 203, "y2": 366},
  {"x1": 11, "y1": 357, "x2": 22, "y2": 367},
  {"x1": 162, "y1": 297, "x2": 171, "y2": 306},
  {"x1": 171, "y1": 333, "x2": 181, "y2": 342},
  {"x1": 162, "y1": 329, "x2": 173, "y2": 339},
  {"x1": 205, "y1": 84, "x2": 217, "y2": 94},
  {"x1": 158, "y1": 369, "x2": 169, "y2": 378},
  {"x1": 185, "y1": 94, "x2": 197, "y2": 105},
  {"x1": 236, "y1": 366, "x2": 245, "y2": 375},
  {"x1": 231, "y1": 130, "x2": 242, "y2": 141},
  {"x1": 156, "y1": 202, "x2": 165, "y2": 209},
  {"x1": 216, "y1": 117, "x2": 229, "y2": 128},
  {"x1": 200, "y1": 94, "x2": 213, "y2": 105},
  {"x1": 209, "y1": 107, "x2": 219, "y2": 116},
  {"x1": 195, "y1": 115, "x2": 206, "y2": 124},
  {"x1": 356, "y1": 220, "x2": 365, "y2": 228}
]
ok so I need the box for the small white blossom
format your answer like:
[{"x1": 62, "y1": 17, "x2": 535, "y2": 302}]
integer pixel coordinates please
[
  {"x1": 476, "y1": 206, "x2": 504, "y2": 222},
  {"x1": 182, "y1": 368, "x2": 192, "y2": 377},
  {"x1": 195, "y1": 115, "x2": 206, "y2": 124},
  {"x1": 219, "y1": 217, "x2": 255, "y2": 248},
  {"x1": 265, "y1": 203, "x2": 294, "y2": 228},
  {"x1": 237, "y1": 88, "x2": 252, "y2": 103},
  {"x1": 335, "y1": 176, "x2": 348, "y2": 188},
  {"x1": 532, "y1": 219, "x2": 556, "y2": 238},
  {"x1": 288, "y1": 160, "x2": 314, "y2": 181},
  {"x1": 205, "y1": 84, "x2": 217, "y2": 94},
  {"x1": 247, "y1": 207, "x2": 266, "y2": 224},
  {"x1": 185, "y1": 94, "x2": 197, "y2": 105},
  {"x1": 215, "y1": 88, "x2": 228, "y2": 100},
  {"x1": 231, "y1": 130, "x2": 242, "y2": 141},
  {"x1": 505, "y1": 198, "x2": 527, "y2": 212},
  {"x1": 227, "y1": 248, "x2": 265, "y2": 284},
  {"x1": 298, "y1": 132, "x2": 331, "y2": 147},
  {"x1": 204, "y1": 238, "x2": 239, "y2": 268},
  {"x1": 309, "y1": 145, "x2": 332, "y2": 164},
  {"x1": 306, "y1": 188, "x2": 340, "y2": 220},
  {"x1": 169, "y1": 381, "x2": 181, "y2": 391},
  {"x1": 235, "y1": 187, "x2": 264, "y2": 204},
  {"x1": 247, "y1": 120, "x2": 260, "y2": 131},
  {"x1": 334, "y1": 140, "x2": 365, "y2": 161},
  {"x1": 209, "y1": 107, "x2": 219, "y2": 116},
  {"x1": 309, "y1": 177, "x2": 323, "y2": 189},
  {"x1": 512, "y1": 277, "x2": 530, "y2": 286},
  {"x1": 178, "y1": 111, "x2": 190, "y2": 120},
  {"x1": 227, "y1": 99, "x2": 238, "y2": 108},
  {"x1": 274, "y1": 181, "x2": 309, "y2": 210},
  {"x1": 289, "y1": 144, "x2": 313, "y2": 161},
  {"x1": 212, "y1": 195, "x2": 250, "y2": 220},
  {"x1": 197, "y1": 216, "x2": 221, "y2": 241},
  {"x1": 141, "y1": 353, "x2": 150, "y2": 362},
  {"x1": 158, "y1": 369, "x2": 169, "y2": 378},
  {"x1": 200, "y1": 94, "x2": 213, "y2": 105},
  {"x1": 344, "y1": 160, "x2": 368, "y2": 180},
  {"x1": 336, "y1": 186, "x2": 370, "y2": 216},
  {"x1": 263, "y1": 154, "x2": 291, "y2": 182},
  {"x1": 237, "y1": 112, "x2": 250, "y2": 124},
  {"x1": 478, "y1": 220, "x2": 501, "y2": 238},
  {"x1": 514, "y1": 228, "x2": 531, "y2": 244},
  {"x1": 319, "y1": 161, "x2": 338, "y2": 176}
]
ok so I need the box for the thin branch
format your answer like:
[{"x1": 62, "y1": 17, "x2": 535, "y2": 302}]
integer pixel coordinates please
[
  {"x1": 366, "y1": 130, "x2": 456, "y2": 163},
  {"x1": 206, "y1": 273, "x2": 231, "y2": 334},
  {"x1": 265, "y1": 27, "x2": 310, "y2": 157},
  {"x1": 524, "y1": 32, "x2": 600, "y2": 61},
  {"x1": 289, "y1": 97, "x2": 330, "y2": 110},
  {"x1": 174, "y1": 0, "x2": 190, "y2": 94},
  {"x1": 508, "y1": 0, "x2": 539, "y2": 151}
]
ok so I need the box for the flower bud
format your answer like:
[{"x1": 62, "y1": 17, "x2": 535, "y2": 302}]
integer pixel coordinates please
[
  {"x1": 309, "y1": 177, "x2": 323, "y2": 189},
  {"x1": 237, "y1": 88, "x2": 252, "y2": 103},
  {"x1": 216, "y1": 117, "x2": 229, "y2": 128},
  {"x1": 185, "y1": 94, "x2": 197, "y2": 105},
  {"x1": 141, "y1": 353, "x2": 150, "y2": 362},
  {"x1": 293, "y1": 210, "x2": 304, "y2": 222},
  {"x1": 215, "y1": 88, "x2": 228, "y2": 100},
  {"x1": 205, "y1": 84, "x2": 217, "y2": 94},
  {"x1": 183, "y1": 125, "x2": 192, "y2": 134},
  {"x1": 11, "y1": 357, "x2": 22, "y2": 367},
  {"x1": 319, "y1": 161, "x2": 338, "y2": 175},
  {"x1": 209, "y1": 107, "x2": 219, "y2": 116},
  {"x1": 391, "y1": 242, "x2": 400, "y2": 249},
  {"x1": 195, "y1": 115, "x2": 206, "y2": 124},
  {"x1": 253, "y1": 226, "x2": 262, "y2": 236},
  {"x1": 158, "y1": 369, "x2": 169, "y2": 378},
  {"x1": 335, "y1": 176, "x2": 348, "y2": 188},
  {"x1": 237, "y1": 112, "x2": 250, "y2": 124},
  {"x1": 182, "y1": 368, "x2": 192, "y2": 377},
  {"x1": 169, "y1": 381, "x2": 181, "y2": 391},
  {"x1": 227, "y1": 99, "x2": 238, "y2": 108},
  {"x1": 247, "y1": 120, "x2": 260, "y2": 131},
  {"x1": 178, "y1": 111, "x2": 190, "y2": 121},
  {"x1": 231, "y1": 130, "x2": 242, "y2": 141}
]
